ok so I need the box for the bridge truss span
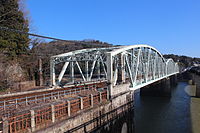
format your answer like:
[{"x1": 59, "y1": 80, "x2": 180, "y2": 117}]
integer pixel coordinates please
[{"x1": 50, "y1": 44, "x2": 179, "y2": 95}]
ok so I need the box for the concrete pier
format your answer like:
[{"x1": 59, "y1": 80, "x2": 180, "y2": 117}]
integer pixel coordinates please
[
  {"x1": 140, "y1": 77, "x2": 174, "y2": 97},
  {"x1": 170, "y1": 75, "x2": 178, "y2": 86},
  {"x1": 192, "y1": 74, "x2": 200, "y2": 97}
]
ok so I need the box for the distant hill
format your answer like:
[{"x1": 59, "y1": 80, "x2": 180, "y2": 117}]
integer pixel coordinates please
[
  {"x1": 32, "y1": 41, "x2": 200, "y2": 72},
  {"x1": 32, "y1": 40, "x2": 113, "y2": 56},
  {"x1": 163, "y1": 54, "x2": 200, "y2": 70}
]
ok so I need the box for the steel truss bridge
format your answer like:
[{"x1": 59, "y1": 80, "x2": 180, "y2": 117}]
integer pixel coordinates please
[
  {"x1": 0, "y1": 44, "x2": 179, "y2": 133},
  {"x1": 50, "y1": 44, "x2": 179, "y2": 96}
]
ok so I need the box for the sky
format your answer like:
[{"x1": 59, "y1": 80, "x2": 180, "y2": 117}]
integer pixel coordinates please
[{"x1": 26, "y1": 0, "x2": 200, "y2": 57}]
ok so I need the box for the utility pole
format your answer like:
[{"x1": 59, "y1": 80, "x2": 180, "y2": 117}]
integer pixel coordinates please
[{"x1": 38, "y1": 58, "x2": 43, "y2": 86}]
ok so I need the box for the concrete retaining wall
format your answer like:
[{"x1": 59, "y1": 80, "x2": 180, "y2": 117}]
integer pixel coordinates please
[
  {"x1": 13, "y1": 80, "x2": 36, "y2": 91},
  {"x1": 112, "y1": 83, "x2": 130, "y2": 96}
]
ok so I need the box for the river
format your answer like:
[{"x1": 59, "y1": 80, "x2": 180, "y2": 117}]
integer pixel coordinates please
[{"x1": 134, "y1": 82, "x2": 200, "y2": 133}]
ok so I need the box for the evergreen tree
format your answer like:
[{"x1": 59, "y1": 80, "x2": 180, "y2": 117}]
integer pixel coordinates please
[{"x1": 0, "y1": 0, "x2": 29, "y2": 57}]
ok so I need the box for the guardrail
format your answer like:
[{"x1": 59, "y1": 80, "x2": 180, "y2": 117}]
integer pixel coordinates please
[
  {"x1": 1, "y1": 90, "x2": 108, "y2": 133},
  {"x1": 8, "y1": 112, "x2": 31, "y2": 133},
  {"x1": 0, "y1": 81, "x2": 107, "y2": 115}
]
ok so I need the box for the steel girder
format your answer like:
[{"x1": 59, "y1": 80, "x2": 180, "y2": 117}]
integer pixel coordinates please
[{"x1": 50, "y1": 45, "x2": 179, "y2": 92}]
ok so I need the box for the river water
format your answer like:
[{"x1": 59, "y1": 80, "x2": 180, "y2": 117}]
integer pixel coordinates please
[{"x1": 134, "y1": 82, "x2": 200, "y2": 133}]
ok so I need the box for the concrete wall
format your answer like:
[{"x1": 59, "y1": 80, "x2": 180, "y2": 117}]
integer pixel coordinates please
[
  {"x1": 193, "y1": 74, "x2": 200, "y2": 97},
  {"x1": 187, "y1": 73, "x2": 200, "y2": 97},
  {"x1": 13, "y1": 80, "x2": 36, "y2": 91},
  {"x1": 92, "y1": 106, "x2": 134, "y2": 133},
  {"x1": 112, "y1": 83, "x2": 130, "y2": 97}
]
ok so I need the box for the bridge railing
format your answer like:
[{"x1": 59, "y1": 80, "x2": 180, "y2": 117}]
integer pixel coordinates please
[
  {"x1": 54, "y1": 102, "x2": 68, "y2": 119},
  {"x1": 8, "y1": 112, "x2": 31, "y2": 133},
  {"x1": 0, "y1": 81, "x2": 107, "y2": 116},
  {"x1": 1, "y1": 90, "x2": 108, "y2": 133}
]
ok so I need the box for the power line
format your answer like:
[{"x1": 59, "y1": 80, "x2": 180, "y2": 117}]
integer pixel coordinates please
[
  {"x1": 0, "y1": 26, "x2": 112, "y2": 56},
  {"x1": 0, "y1": 26, "x2": 79, "y2": 42},
  {"x1": 2, "y1": 51, "x2": 55, "y2": 56},
  {"x1": 0, "y1": 26, "x2": 79, "y2": 56},
  {"x1": 0, "y1": 26, "x2": 112, "y2": 45}
]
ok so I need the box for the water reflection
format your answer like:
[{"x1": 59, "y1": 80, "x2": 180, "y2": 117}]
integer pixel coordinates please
[{"x1": 134, "y1": 82, "x2": 200, "y2": 133}]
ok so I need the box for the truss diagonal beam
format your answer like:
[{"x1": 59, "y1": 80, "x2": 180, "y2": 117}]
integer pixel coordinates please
[
  {"x1": 58, "y1": 62, "x2": 70, "y2": 83},
  {"x1": 75, "y1": 61, "x2": 86, "y2": 81},
  {"x1": 125, "y1": 55, "x2": 134, "y2": 86}
]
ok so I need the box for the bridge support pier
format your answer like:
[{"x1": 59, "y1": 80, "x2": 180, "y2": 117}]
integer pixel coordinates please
[
  {"x1": 140, "y1": 78, "x2": 171, "y2": 97},
  {"x1": 192, "y1": 74, "x2": 200, "y2": 98},
  {"x1": 170, "y1": 74, "x2": 178, "y2": 87},
  {"x1": 188, "y1": 73, "x2": 195, "y2": 85},
  {"x1": 196, "y1": 84, "x2": 200, "y2": 98}
]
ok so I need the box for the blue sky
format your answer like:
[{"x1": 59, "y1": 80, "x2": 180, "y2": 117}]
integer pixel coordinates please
[{"x1": 27, "y1": 0, "x2": 200, "y2": 57}]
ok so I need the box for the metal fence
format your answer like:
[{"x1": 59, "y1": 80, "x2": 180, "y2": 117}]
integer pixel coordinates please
[
  {"x1": 8, "y1": 112, "x2": 31, "y2": 133},
  {"x1": 4, "y1": 90, "x2": 108, "y2": 133},
  {"x1": 0, "y1": 81, "x2": 107, "y2": 113}
]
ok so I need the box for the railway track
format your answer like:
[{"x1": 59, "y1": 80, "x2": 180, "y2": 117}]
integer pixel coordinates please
[{"x1": 0, "y1": 80, "x2": 107, "y2": 117}]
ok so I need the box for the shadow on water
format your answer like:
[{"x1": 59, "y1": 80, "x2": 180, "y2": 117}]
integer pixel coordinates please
[{"x1": 134, "y1": 82, "x2": 193, "y2": 133}]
